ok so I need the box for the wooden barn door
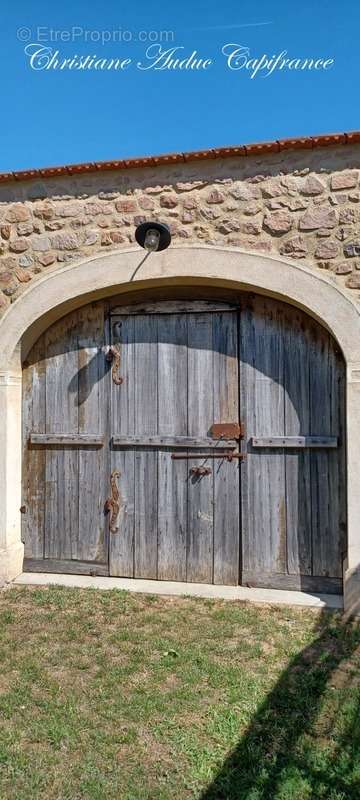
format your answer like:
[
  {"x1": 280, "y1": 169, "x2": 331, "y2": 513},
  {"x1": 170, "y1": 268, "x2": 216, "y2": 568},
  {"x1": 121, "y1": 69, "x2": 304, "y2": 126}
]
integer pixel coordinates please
[
  {"x1": 22, "y1": 304, "x2": 110, "y2": 575},
  {"x1": 108, "y1": 302, "x2": 241, "y2": 584},
  {"x1": 239, "y1": 294, "x2": 346, "y2": 594},
  {"x1": 22, "y1": 294, "x2": 346, "y2": 591}
]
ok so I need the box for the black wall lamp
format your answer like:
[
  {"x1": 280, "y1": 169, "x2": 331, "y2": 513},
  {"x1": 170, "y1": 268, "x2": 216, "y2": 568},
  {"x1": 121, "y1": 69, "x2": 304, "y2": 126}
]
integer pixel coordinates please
[{"x1": 135, "y1": 221, "x2": 171, "y2": 252}]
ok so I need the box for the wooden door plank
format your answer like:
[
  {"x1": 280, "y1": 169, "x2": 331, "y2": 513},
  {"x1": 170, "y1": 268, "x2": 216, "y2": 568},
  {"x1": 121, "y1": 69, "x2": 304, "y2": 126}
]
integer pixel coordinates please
[
  {"x1": 30, "y1": 434, "x2": 104, "y2": 445},
  {"x1": 310, "y1": 326, "x2": 343, "y2": 578},
  {"x1": 22, "y1": 337, "x2": 46, "y2": 559},
  {"x1": 327, "y1": 343, "x2": 342, "y2": 577},
  {"x1": 332, "y1": 346, "x2": 347, "y2": 569},
  {"x1": 240, "y1": 296, "x2": 286, "y2": 576},
  {"x1": 44, "y1": 314, "x2": 79, "y2": 560},
  {"x1": 241, "y1": 570, "x2": 342, "y2": 594},
  {"x1": 213, "y1": 312, "x2": 240, "y2": 585},
  {"x1": 157, "y1": 314, "x2": 188, "y2": 580},
  {"x1": 134, "y1": 315, "x2": 158, "y2": 578},
  {"x1": 310, "y1": 326, "x2": 334, "y2": 577},
  {"x1": 109, "y1": 315, "x2": 136, "y2": 576},
  {"x1": 158, "y1": 452, "x2": 188, "y2": 581},
  {"x1": 110, "y1": 301, "x2": 238, "y2": 315},
  {"x1": 24, "y1": 557, "x2": 109, "y2": 577},
  {"x1": 134, "y1": 447, "x2": 158, "y2": 578},
  {"x1": 283, "y1": 307, "x2": 312, "y2": 576},
  {"x1": 77, "y1": 304, "x2": 108, "y2": 564},
  {"x1": 187, "y1": 313, "x2": 214, "y2": 583}
]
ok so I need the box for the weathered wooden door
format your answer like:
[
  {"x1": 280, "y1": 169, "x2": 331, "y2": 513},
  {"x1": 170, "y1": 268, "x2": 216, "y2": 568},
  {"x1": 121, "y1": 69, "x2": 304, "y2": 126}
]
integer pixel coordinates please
[
  {"x1": 108, "y1": 301, "x2": 240, "y2": 584},
  {"x1": 22, "y1": 293, "x2": 346, "y2": 592},
  {"x1": 22, "y1": 304, "x2": 110, "y2": 575},
  {"x1": 239, "y1": 294, "x2": 346, "y2": 594}
]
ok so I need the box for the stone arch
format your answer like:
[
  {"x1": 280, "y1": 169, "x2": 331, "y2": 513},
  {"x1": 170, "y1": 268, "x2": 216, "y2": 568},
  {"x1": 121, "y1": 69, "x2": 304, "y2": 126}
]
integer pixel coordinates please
[{"x1": 0, "y1": 246, "x2": 359, "y2": 613}]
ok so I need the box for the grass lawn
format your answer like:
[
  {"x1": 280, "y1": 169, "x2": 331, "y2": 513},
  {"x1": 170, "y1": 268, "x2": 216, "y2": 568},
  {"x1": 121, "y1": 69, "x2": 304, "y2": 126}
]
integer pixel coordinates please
[{"x1": 0, "y1": 586, "x2": 359, "y2": 799}]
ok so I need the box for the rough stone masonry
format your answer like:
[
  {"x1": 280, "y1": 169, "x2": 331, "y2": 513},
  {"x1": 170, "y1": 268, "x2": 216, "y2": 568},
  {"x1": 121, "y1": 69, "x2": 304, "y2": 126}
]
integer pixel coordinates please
[{"x1": 1, "y1": 141, "x2": 360, "y2": 312}]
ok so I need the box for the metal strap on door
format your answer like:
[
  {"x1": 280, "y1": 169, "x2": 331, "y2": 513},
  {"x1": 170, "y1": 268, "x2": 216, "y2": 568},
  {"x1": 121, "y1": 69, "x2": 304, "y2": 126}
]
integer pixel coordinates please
[{"x1": 251, "y1": 436, "x2": 338, "y2": 448}]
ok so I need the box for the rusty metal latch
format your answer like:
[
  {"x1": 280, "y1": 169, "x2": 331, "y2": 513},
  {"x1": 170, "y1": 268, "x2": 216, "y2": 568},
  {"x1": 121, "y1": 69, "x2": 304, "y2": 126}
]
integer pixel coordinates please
[
  {"x1": 104, "y1": 469, "x2": 121, "y2": 533},
  {"x1": 106, "y1": 345, "x2": 123, "y2": 385},
  {"x1": 172, "y1": 452, "x2": 246, "y2": 462},
  {"x1": 190, "y1": 466, "x2": 212, "y2": 476},
  {"x1": 210, "y1": 422, "x2": 244, "y2": 440}
]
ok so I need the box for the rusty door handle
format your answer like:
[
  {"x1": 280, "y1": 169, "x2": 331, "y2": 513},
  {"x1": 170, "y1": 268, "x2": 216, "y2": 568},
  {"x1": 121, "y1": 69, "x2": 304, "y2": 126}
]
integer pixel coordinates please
[
  {"x1": 190, "y1": 466, "x2": 212, "y2": 476},
  {"x1": 104, "y1": 469, "x2": 121, "y2": 533},
  {"x1": 106, "y1": 345, "x2": 123, "y2": 385}
]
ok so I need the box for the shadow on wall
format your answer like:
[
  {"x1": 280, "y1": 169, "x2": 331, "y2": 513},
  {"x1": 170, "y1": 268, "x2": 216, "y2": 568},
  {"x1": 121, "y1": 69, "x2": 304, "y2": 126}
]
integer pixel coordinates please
[{"x1": 200, "y1": 610, "x2": 360, "y2": 800}]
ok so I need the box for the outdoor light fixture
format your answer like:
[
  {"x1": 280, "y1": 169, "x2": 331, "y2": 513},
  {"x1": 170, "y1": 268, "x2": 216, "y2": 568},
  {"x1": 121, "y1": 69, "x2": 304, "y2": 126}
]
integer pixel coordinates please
[
  {"x1": 144, "y1": 228, "x2": 160, "y2": 251},
  {"x1": 135, "y1": 221, "x2": 171, "y2": 252}
]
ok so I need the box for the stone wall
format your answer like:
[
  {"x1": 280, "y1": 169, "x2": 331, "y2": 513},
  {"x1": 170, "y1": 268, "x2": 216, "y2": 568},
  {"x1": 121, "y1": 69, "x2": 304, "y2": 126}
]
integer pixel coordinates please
[{"x1": 1, "y1": 142, "x2": 360, "y2": 313}]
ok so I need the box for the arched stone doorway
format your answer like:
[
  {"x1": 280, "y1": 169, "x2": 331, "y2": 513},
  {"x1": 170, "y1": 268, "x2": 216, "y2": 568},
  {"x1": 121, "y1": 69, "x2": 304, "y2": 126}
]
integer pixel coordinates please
[
  {"x1": 21, "y1": 288, "x2": 346, "y2": 592},
  {"x1": 0, "y1": 247, "x2": 359, "y2": 612}
]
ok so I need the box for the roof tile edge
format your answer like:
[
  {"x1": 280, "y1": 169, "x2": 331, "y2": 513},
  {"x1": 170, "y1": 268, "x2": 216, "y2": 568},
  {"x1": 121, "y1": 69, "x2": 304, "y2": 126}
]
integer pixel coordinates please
[{"x1": 1, "y1": 131, "x2": 359, "y2": 184}]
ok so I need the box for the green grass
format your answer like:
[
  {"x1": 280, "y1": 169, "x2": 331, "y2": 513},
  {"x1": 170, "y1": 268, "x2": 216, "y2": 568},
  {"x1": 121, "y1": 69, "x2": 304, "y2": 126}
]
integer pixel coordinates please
[{"x1": 0, "y1": 586, "x2": 359, "y2": 799}]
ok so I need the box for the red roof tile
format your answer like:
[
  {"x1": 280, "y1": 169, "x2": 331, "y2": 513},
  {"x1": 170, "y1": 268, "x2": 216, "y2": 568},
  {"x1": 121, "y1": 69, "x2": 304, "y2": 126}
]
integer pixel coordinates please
[{"x1": 1, "y1": 131, "x2": 359, "y2": 184}]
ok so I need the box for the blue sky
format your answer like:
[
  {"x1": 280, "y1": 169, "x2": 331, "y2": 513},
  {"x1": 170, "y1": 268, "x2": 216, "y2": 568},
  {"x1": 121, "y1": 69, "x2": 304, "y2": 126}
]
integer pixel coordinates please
[{"x1": 1, "y1": 0, "x2": 359, "y2": 171}]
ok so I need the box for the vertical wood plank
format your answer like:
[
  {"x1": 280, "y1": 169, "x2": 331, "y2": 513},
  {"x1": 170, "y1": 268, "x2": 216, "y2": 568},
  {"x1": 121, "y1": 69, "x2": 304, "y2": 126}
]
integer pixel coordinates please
[
  {"x1": 22, "y1": 337, "x2": 46, "y2": 559},
  {"x1": 334, "y1": 347, "x2": 347, "y2": 569},
  {"x1": 44, "y1": 313, "x2": 79, "y2": 560},
  {"x1": 187, "y1": 313, "x2": 214, "y2": 583},
  {"x1": 134, "y1": 446, "x2": 158, "y2": 578},
  {"x1": 240, "y1": 296, "x2": 286, "y2": 577},
  {"x1": 213, "y1": 312, "x2": 240, "y2": 585},
  {"x1": 283, "y1": 307, "x2": 312, "y2": 575},
  {"x1": 77, "y1": 304, "x2": 108, "y2": 563},
  {"x1": 157, "y1": 315, "x2": 187, "y2": 580},
  {"x1": 134, "y1": 315, "x2": 158, "y2": 578},
  {"x1": 109, "y1": 315, "x2": 136, "y2": 577},
  {"x1": 310, "y1": 326, "x2": 343, "y2": 578}
]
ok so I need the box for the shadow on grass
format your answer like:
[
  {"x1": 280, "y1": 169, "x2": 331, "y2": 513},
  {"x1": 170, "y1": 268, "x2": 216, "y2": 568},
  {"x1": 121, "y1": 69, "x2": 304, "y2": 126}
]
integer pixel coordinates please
[{"x1": 200, "y1": 611, "x2": 360, "y2": 800}]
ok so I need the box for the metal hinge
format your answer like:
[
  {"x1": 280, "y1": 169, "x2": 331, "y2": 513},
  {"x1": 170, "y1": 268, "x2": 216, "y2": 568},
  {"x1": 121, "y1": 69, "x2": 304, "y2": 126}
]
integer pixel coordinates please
[
  {"x1": 104, "y1": 469, "x2": 121, "y2": 533},
  {"x1": 106, "y1": 345, "x2": 123, "y2": 385}
]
